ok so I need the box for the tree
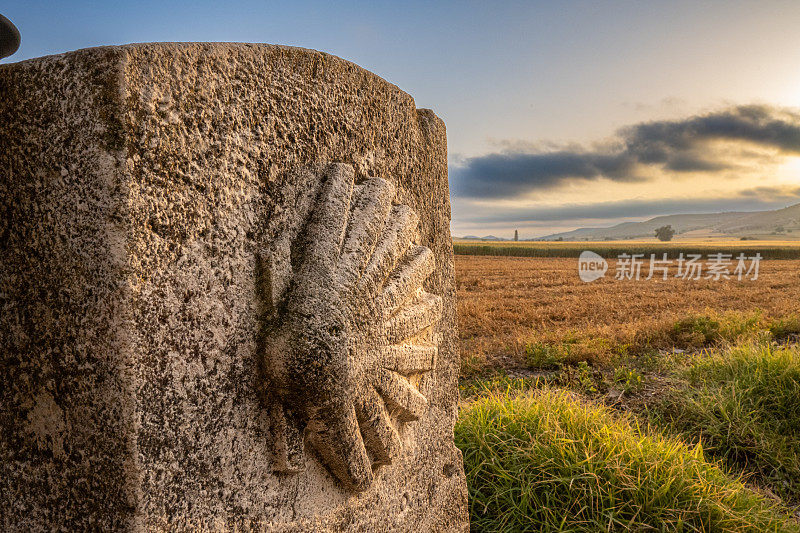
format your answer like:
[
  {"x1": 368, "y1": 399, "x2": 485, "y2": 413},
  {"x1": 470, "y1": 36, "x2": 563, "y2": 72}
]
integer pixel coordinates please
[
  {"x1": 514, "y1": 229, "x2": 519, "y2": 241},
  {"x1": 655, "y1": 225, "x2": 676, "y2": 242}
]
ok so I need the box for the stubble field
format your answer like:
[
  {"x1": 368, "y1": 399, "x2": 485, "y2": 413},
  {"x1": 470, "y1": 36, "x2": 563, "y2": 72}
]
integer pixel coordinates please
[{"x1": 456, "y1": 254, "x2": 800, "y2": 374}]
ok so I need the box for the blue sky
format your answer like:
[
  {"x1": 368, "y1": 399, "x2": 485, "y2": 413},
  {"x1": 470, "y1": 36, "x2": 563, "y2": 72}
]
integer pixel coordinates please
[{"x1": 4, "y1": 1, "x2": 800, "y2": 237}]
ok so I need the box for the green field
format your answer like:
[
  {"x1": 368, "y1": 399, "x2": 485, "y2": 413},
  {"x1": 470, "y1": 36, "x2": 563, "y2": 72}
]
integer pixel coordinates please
[{"x1": 453, "y1": 240, "x2": 800, "y2": 260}]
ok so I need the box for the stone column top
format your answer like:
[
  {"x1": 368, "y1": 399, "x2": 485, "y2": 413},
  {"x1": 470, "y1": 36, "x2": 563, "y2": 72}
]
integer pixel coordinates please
[{"x1": 0, "y1": 42, "x2": 466, "y2": 532}]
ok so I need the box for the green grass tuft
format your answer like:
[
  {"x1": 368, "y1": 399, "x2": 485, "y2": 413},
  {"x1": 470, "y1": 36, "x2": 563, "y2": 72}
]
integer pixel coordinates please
[
  {"x1": 456, "y1": 389, "x2": 797, "y2": 532},
  {"x1": 654, "y1": 342, "x2": 800, "y2": 503},
  {"x1": 613, "y1": 365, "x2": 645, "y2": 394},
  {"x1": 770, "y1": 316, "x2": 800, "y2": 342}
]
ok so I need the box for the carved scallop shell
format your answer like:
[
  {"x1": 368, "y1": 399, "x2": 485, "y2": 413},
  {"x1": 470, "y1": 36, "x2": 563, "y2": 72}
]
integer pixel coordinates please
[{"x1": 260, "y1": 163, "x2": 441, "y2": 492}]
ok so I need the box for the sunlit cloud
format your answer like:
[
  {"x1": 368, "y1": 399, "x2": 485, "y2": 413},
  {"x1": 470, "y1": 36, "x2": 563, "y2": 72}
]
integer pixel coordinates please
[
  {"x1": 453, "y1": 185, "x2": 800, "y2": 227},
  {"x1": 450, "y1": 105, "x2": 800, "y2": 200}
]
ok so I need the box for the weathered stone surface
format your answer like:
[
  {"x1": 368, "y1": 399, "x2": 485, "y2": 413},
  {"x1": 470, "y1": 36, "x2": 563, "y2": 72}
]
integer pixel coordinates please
[{"x1": 0, "y1": 43, "x2": 468, "y2": 531}]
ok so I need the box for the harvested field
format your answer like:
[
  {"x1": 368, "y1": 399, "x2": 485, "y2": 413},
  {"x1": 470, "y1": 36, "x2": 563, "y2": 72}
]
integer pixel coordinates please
[{"x1": 456, "y1": 255, "x2": 800, "y2": 374}]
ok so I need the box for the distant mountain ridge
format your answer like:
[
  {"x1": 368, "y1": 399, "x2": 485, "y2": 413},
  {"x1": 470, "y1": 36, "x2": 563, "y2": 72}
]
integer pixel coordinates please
[
  {"x1": 458, "y1": 235, "x2": 505, "y2": 241},
  {"x1": 537, "y1": 202, "x2": 800, "y2": 241}
]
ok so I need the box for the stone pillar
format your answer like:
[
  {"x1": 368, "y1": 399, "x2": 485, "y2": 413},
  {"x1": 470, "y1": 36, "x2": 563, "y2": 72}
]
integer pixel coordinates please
[{"x1": 0, "y1": 43, "x2": 468, "y2": 532}]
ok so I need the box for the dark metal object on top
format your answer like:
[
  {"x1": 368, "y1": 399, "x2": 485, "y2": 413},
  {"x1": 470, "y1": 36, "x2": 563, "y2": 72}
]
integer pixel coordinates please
[{"x1": 0, "y1": 14, "x2": 20, "y2": 60}]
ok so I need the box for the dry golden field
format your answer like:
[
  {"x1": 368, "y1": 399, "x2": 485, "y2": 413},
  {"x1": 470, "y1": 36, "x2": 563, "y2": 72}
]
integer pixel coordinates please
[{"x1": 456, "y1": 255, "x2": 800, "y2": 374}]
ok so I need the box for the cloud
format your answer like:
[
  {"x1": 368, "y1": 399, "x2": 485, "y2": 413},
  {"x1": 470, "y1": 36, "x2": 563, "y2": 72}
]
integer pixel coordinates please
[
  {"x1": 451, "y1": 105, "x2": 800, "y2": 199},
  {"x1": 452, "y1": 186, "x2": 800, "y2": 226},
  {"x1": 736, "y1": 186, "x2": 800, "y2": 198},
  {"x1": 449, "y1": 151, "x2": 641, "y2": 198}
]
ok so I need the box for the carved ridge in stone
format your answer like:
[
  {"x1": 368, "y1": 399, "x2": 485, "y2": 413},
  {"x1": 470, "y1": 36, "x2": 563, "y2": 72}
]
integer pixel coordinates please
[{"x1": 260, "y1": 163, "x2": 441, "y2": 492}]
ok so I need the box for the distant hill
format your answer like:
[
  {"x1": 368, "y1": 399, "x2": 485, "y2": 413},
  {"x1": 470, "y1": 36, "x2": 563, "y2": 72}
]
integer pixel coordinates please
[
  {"x1": 454, "y1": 234, "x2": 510, "y2": 242},
  {"x1": 539, "y1": 203, "x2": 800, "y2": 241}
]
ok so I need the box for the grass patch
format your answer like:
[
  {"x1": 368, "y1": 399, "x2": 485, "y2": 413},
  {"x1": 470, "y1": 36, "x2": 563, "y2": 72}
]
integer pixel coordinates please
[
  {"x1": 461, "y1": 351, "x2": 488, "y2": 378},
  {"x1": 524, "y1": 333, "x2": 619, "y2": 370},
  {"x1": 520, "y1": 311, "x2": 787, "y2": 374},
  {"x1": 663, "y1": 311, "x2": 770, "y2": 349},
  {"x1": 613, "y1": 365, "x2": 645, "y2": 394},
  {"x1": 525, "y1": 341, "x2": 568, "y2": 369},
  {"x1": 770, "y1": 316, "x2": 800, "y2": 342},
  {"x1": 460, "y1": 373, "x2": 548, "y2": 399},
  {"x1": 456, "y1": 389, "x2": 798, "y2": 532},
  {"x1": 652, "y1": 342, "x2": 800, "y2": 504}
]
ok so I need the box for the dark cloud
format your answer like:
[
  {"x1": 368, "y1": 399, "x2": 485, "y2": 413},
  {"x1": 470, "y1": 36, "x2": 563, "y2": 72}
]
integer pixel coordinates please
[
  {"x1": 451, "y1": 105, "x2": 800, "y2": 199},
  {"x1": 450, "y1": 151, "x2": 640, "y2": 197}
]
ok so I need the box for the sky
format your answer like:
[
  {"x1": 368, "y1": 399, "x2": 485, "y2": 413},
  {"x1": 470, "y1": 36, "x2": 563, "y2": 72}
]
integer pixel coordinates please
[{"x1": 4, "y1": 1, "x2": 800, "y2": 238}]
